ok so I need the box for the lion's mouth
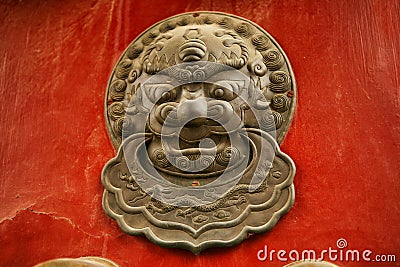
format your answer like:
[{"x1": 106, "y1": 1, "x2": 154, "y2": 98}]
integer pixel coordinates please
[
  {"x1": 150, "y1": 145, "x2": 246, "y2": 180},
  {"x1": 145, "y1": 131, "x2": 253, "y2": 185}
]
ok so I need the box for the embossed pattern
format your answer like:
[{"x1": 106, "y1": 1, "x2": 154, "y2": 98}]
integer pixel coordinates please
[{"x1": 102, "y1": 12, "x2": 297, "y2": 254}]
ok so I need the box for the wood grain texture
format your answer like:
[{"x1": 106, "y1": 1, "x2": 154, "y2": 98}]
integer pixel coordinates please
[{"x1": 0, "y1": 0, "x2": 399, "y2": 266}]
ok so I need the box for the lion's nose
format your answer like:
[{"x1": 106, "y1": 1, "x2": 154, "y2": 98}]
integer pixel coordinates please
[{"x1": 177, "y1": 97, "x2": 207, "y2": 127}]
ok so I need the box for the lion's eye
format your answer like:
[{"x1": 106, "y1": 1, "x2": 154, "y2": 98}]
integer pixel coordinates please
[
  {"x1": 158, "y1": 89, "x2": 177, "y2": 103},
  {"x1": 214, "y1": 88, "x2": 225, "y2": 98},
  {"x1": 209, "y1": 86, "x2": 236, "y2": 101},
  {"x1": 161, "y1": 91, "x2": 172, "y2": 101}
]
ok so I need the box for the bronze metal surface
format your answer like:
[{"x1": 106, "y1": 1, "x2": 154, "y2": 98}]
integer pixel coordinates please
[
  {"x1": 34, "y1": 257, "x2": 120, "y2": 267},
  {"x1": 102, "y1": 11, "x2": 296, "y2": 254}
]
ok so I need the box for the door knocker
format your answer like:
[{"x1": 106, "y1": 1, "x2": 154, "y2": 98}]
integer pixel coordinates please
[{"x1": 102, "y1": 11, "x2": 296, "y2": 254}]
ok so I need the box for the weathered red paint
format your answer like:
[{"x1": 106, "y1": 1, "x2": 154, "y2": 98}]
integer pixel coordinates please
[{"x1": 0, "y1": 1, "x2": 399, "y2": 266}]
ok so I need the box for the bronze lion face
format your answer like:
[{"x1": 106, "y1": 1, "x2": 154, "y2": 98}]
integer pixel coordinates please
[{"x1": 103, "y1": 12, "x2": 296, "y2": 254}]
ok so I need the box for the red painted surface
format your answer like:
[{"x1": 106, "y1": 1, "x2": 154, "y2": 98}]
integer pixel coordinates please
[{"x1": 0, "y1": 1, "x2": 399, "y2": 266}]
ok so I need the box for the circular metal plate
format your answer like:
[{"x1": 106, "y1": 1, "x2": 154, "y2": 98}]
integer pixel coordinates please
[{"x1": 105, "y1": 11, "x2": 296, "y2": 149}]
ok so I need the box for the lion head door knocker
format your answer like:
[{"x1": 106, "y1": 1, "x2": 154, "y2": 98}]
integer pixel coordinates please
[{"x1": 102, "y1": 12, "x2": 296, "y2": 254}]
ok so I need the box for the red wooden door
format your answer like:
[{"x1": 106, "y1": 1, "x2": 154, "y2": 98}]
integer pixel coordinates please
[{"x1": 0, "y1": 1, "x2": 399, "y2": 266}]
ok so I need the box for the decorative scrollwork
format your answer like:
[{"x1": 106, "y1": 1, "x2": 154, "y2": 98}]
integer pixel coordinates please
[
  {"x1": 152, "y1": 150, "x2": 171, "y2": 168},
  {"x1": 159, "y1": 21, "x2": 176, "y2": 33},
  {"x1": 269, "y1": 70, "x2": 291, "y2": 93},
  {"x1": 113, "y1": 117, "x2": 125, "y2": 136},
  {"x1": 109, "y1": 80, "x2": 126, "y2": 101},
  {"x1": 272, "y1": 111, "x2": 284, "y2": 129},
  {"x1": 142, "y1": 31, "x2": 159, "y2": 46},
  {"x1": 215, "y1": 146, "x2": 240, "y2": 166},
  {"x1": 115, "y1": 59, "x2": 133, "y2": 79},
  {"x1": 247, "y1": 57, "x2": 268, "y2": 76},
  {"x1": 192, "y1": 214, "x2": 209, "y2": 224},
  {"x1": 176, "y1": 15, "x2": 195, "y2": 26},
  {"x1": 127, "y1": 68, "x2": 142, "y2": 83},
  {"x1": 108, "y1": 102, "x2": 125, "y2": 120},
  {"x1": 251, "y1": 33, "x2": 271, "y2": 51},
  {"x1": 215, "y1": 16, "x2": 234, "y2": 29},
  {"x1": 262, "y1": 49, "x2": 284, "y2": 71},
  {"x1": 214, "y1": 29, "x2": 249, "y2": 69},
  {"x1": 213, "y1": 210, "x2": 231, "y2": 220},
  {"x1": 126, "y1": 43, "x2": 144, "y2": 59},
  {"x1": 271, "y1": 94, "x2": 291, "y2": 112},
  {"x1": 259, "y1": 113, "x2": 277, "y2": 132},
  {"x1": 234, "y1": 22, "x2": 253, "y2": 38}
]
